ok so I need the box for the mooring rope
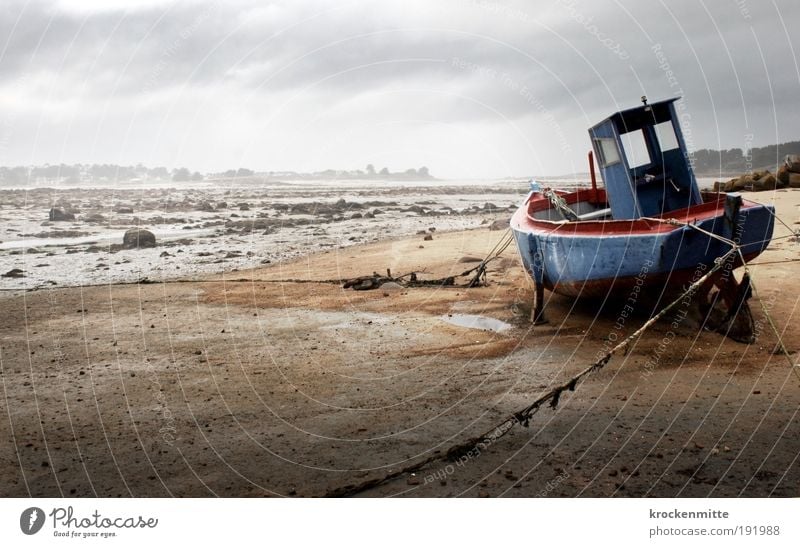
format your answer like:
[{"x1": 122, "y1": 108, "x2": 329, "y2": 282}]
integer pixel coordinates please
[
  {"x1": 543, "y1": 189, "x2": 579, "y2": 221},
  {"x1": 325, "y1": 246, "x2": 741, "y2": 497},
  {"x1": 735, "y1": 247, "x2": 800, "y2": 382},
  {"x1": 1, "y1": 229, "x2": 517, "y2": 294},
  {"x1": 647, "y1": 215, "x2": 799, "y2": 382},
  {"x1": 764, "y1": 204, "x2": 799, "y2": 237}
]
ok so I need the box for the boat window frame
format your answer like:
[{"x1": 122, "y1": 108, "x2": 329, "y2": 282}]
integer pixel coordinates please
[
  {"x1": 619, "y1": 128, "x2": 652, "y2": 169},
  {"x1": 654, "y1": 120, "x2": 680, "y2": 152},
  {"x1": 594, "y1": 137, "x2": 622, "y2": 167}
]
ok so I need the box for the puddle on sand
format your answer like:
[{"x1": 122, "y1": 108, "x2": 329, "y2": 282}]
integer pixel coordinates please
[{"x1": 440, "y1": 314, "x2": 513, "y2": 333}]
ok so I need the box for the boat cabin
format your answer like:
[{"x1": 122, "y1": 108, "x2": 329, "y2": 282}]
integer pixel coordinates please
[{"x1": 589, "y1": 97, "x2": 702, "y2": 220}]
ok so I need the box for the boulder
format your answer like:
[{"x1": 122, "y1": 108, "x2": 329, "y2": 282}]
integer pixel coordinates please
[
  {"x1": 777, "y1": 164, "x2": 790, "y2": 186},
  {"x1": 403, "y1": 205, "x2": 427, "y2": 215},
  {"x1": 48, "y1": 208, "x2": 75, "y2": 222},
  {"x1": 785, "y1": 154, "x2": 800, "y2": 174},
  {"x1": 379, "y1": 281, "x2": 404, "y2": 293},
  {"x1": 196, "y1": 201, "x2": 215, "y2": 212},
  {"x1": 2, "y1": 268, "x2": 25, "y2": 278},
  {"x1": 753, "y1": 173, "x2": 777, "y2": 191},
  {"x1": 730, "y1": 175, "x2": 752, "y2": 191},
  {"x1": 489, "y1": 218, "x2": 511, "y2": 231},
  {"x1": 122, "y1": 228, "x2": 156, "y2": 249},
  {"x1": 84, "y1": 213, "x2": 106, "y2": 223},
  {"x1": 789, "y1": 173, "x2": 800, "y2": 188}
]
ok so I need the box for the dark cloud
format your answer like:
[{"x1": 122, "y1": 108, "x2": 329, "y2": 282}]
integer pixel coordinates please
[{"x1": 1, "y1": 0, "x2": 798, "y2": 177}]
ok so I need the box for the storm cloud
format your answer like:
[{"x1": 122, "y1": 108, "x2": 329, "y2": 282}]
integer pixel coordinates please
[{"x1": 1, "y1": 0, "x2": 798, "y2": 178}]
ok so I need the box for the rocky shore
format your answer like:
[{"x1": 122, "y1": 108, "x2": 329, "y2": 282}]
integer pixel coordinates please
[{"x1": 0, "y1": 183, "x2": 523, "y2": 290}]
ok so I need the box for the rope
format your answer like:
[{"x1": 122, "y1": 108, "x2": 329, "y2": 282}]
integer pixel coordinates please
[
  {"x1": 764, "y1": 204, "x2": 799, "y2": 237},
  {"x1": 645, "y1": 215, "x2": 800, "y2": 381},
  {"x1": 747, "y1": 258, "x2": 800, "y2": 266},
  {"x1": 328, "y1": 208, "x2": 799, "y2": 496},
  {"x1": 2, "y1": 230, "x2": 518, "y2": 294},
  {"x1": 543, "y1": 189, "x2": 579, "y2": 221},
  {"x1": 459, "y1": 229, "x2": 515, "y2": 288},
  {"x1": 325, "y1": 246, "x2": 740, "y2": 497},
  {"x1": 640, "y1": 216, "x2": 736, "y2": 247},
  {"x1": 735, "y1": 247, "x2": 800, "y2": 383}
]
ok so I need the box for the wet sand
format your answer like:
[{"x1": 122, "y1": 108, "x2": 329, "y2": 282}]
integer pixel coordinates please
[{"x1": 0, "y1": 189, "x2": 799, "y2": 498}]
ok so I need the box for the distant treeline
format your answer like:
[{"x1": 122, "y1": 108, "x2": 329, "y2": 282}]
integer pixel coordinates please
[
  {"x1": 691, "y1": 141, "x2": 800, "y2": 175},
  {"x1": 0, "y1": 163, "x2": 433, "y2": 185}
]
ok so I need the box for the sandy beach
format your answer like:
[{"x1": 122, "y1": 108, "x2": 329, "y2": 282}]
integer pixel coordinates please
[{"x1": 1, "y1": 184, "x2": 798, "y2": 498}]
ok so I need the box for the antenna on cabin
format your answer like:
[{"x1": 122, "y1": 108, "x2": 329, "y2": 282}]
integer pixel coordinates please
[{"x1": 641, "y1": 95, "x2": 648, "y2": 105}]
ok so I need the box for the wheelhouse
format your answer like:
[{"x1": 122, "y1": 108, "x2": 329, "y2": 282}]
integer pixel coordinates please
[{"x1": 589, "y1": 97, "x2": 702, "y2": 220}]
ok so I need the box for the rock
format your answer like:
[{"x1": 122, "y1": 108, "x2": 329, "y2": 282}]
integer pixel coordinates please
[
  {"x1": 114, "y1": 206, "x2": 134, "y2": 214},
  {"x1": 2, "y1": 269, "x2": 25, "y2": 278},
  {"x1": 84, "y1": 213, "x2": 106, "y2": 223},
  {"x1": 216, "y1": 201, "x2": 228, "y2": 209},
  {"x1": 753, "y1": 173, "x2": 777, "y2": 191},
  {"x1": 196, "y1": 201, "x2": 215, "y2": 212},
  {"x1": 712, "y1": 181, "x2": 726, "y2": 192},
  {"x1": 785, "y1": 154, "x2": 800, "y2": 174},
  {"x1": 777, "y1": 164, "x2": 791, "y2": 186},
  {"x1": 48, "y1": 208, "x2": 75, "y2": 221},
  {"x1": 225, "y1": 218, "x2": 279, "y2": 233},
  {"x1": 730, "y1": 175, "x2": 753, "y2": 191},
  {"x1": 458, "y1": 256, "x2": 483, "y2": 263},
  {"x1": 404, "y1": 205, "x2": 427, "y2": 214},
  {"x1": 122, "y1": 228, "x2": 156, "y2": 249},
  {"x1": 423, "y1": 234, "x2": 433, "y2": 241},
  {"x1": 238, "y1": 203, "x2": 250, "y2": 211},
  {"x1": 789, "y1": 173, "x2": 800, "y2": 188},
  {"x1": 489, "y1": 218, "x2": 510, "y2": 231}
]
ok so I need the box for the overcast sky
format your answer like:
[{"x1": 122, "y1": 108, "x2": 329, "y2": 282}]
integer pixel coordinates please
[{"x1": 1, "y1": 0, "x2": 798, "y2": 178}]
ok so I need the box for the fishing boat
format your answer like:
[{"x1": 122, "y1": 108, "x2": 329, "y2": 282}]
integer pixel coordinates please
[{"x1": 510, "y1": 97, "x2": 774, "y2": 338}]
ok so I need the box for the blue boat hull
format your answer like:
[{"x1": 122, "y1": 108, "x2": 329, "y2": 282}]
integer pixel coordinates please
[{"x1": 511, "y1": 200, "x2": 774, "y2": 299}]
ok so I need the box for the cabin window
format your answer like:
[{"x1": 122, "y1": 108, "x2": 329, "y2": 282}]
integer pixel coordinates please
[
  {"x1": 620, "y1": 129, "x2": 651, "y2": 168},
  {"x1": 595, "y1": 138, "x2": 621, "y2": 167},
  {"x1": 654, "y1": 121, "x2": 680, "y2": 152}
]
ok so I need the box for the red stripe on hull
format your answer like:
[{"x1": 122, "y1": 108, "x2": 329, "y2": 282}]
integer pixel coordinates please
[{"x1": 512, "y1": 190, "x2": 764, "y2": 237}]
